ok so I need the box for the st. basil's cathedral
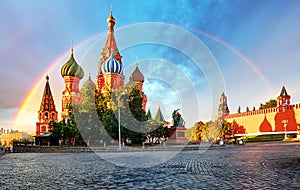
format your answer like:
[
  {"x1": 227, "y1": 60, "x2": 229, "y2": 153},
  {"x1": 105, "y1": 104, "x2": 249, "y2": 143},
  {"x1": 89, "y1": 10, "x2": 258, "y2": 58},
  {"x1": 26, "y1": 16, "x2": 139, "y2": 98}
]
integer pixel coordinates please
[{"x1": 36, "y1": 11, "x2": 147, "y2": 136}]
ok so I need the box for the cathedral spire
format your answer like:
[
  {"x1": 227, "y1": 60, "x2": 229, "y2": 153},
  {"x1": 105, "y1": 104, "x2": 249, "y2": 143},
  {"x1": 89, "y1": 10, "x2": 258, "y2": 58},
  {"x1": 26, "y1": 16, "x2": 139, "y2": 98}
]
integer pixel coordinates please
[
  {"x1": 36, "y1": 75, "x2": 58, "y2": 136},
  {"x1": 98, "y1": 10, "x2": 122, "y2": 75}
]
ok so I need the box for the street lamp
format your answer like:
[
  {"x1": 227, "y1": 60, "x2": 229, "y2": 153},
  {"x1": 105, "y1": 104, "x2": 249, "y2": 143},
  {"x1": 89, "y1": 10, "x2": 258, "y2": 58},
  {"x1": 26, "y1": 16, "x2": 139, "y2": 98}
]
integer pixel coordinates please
[
  {"x1": 118, "y1": 100, "x2": 121, "y2": 151},
  {"x1": 117, "y1": 92, "x2": 126, "y2": 151}
]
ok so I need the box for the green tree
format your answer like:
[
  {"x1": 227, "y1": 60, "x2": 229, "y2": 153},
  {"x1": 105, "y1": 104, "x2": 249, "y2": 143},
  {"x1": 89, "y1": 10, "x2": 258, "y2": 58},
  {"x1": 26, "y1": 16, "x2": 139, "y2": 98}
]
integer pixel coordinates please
[
  {"x1": 146, "y1": 121, "x2": 169, "y2": 143},
  {"x1": 102, "y1": 109, "x2": 119, "y2": 140},
  {"x1": 74, "y1": 79, "x2": 104, "y2": 145},
  {"x1": 100, "y1": 85, "x2": 149, "y2": 145},
  {"x1": 259, "y1": 99, "x2": 277, "y2": 109},
  {"x1": 51, "y1": 111, "x2": 84, "y2": 145},
  {"x1": 96, "y1": 90, "x2": 112, "y2": 122}
]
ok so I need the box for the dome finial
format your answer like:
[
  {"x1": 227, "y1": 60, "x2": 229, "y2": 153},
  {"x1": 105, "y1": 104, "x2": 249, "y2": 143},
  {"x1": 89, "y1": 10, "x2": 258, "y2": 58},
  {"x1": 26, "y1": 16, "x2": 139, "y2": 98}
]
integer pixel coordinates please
[
  {"x1": 71, "y1": 40, "x2": 74, "y2": 54},
  {"x1": 107, "y1": 7, "x2": 116, "y2": 30},
  {"x1": 46, "y1": 75, "x2": 49, "y2": 81},
  {"x1": 136, "y1": 56, "x2": 138, "y2": 67}
]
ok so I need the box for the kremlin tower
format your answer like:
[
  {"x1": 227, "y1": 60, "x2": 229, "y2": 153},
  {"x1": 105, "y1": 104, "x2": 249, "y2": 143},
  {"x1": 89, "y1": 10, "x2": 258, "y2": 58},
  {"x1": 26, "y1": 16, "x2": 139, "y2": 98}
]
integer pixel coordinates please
[
  {"x1": 277, "y1": 86, "x2": 291, "y2": 112},
  {"x1": 36, "y1": 75, "x2": 58, "y2": 136},
  {"x1": 60, "y1": 49, "x2": 84, "y2": 120},
  {"x1": 217, "y1": 92, "x2": 230, "y2": 120}
]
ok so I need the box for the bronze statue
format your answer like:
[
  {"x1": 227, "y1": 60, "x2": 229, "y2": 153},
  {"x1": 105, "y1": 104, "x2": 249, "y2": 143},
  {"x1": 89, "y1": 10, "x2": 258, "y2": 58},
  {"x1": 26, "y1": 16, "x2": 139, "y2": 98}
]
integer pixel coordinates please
[{"x1": 172, "y1": 109, "x2": 185, "y2": 128}]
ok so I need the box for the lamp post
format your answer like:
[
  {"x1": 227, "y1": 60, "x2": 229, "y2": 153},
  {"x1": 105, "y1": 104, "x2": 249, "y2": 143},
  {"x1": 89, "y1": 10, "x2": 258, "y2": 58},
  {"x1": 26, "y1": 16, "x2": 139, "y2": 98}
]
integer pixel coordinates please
[
  {"x1": 118, "y1": 100, "x2": 121, "y2": 151},
  {"x1": 117, "y1": 91, "x2": 127, "y2": 151}
]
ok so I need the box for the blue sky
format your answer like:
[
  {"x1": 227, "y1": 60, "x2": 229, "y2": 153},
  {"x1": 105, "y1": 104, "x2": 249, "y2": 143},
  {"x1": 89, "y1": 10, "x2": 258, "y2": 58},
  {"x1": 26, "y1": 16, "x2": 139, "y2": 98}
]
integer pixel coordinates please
[{"x1": 1, "y1": 0, "x2": 300, "y2": 133}]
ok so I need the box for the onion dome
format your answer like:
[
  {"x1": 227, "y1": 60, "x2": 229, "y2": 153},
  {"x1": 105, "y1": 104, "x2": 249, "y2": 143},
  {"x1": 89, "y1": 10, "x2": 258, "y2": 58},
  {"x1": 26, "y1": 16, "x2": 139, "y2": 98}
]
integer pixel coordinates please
[
  {"x1": 107, "y1": 11, "x2": 116, "y2": 31},
  {"x1": 130, "y1": 63, "x2": 144, "y2": 82},
  {"x1": 83, "y1": 73, "x2": 96, "y2": 90},
  {"x1": 61, "y1": 49, "x2": 84, "y2": 79},
  {"x1": 101, "y1": 54, "x2": 122, "y2": 74}
]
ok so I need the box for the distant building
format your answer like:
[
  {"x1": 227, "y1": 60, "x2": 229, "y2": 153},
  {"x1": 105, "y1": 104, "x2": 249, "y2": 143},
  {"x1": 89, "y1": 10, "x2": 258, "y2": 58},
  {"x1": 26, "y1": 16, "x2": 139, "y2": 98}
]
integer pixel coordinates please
[
  {"x1": 0, "y1": 131, "x2": 31, "y2": 147},
  {"x1": 223, "y1": 86, "x2": 300, "y2": 136}
]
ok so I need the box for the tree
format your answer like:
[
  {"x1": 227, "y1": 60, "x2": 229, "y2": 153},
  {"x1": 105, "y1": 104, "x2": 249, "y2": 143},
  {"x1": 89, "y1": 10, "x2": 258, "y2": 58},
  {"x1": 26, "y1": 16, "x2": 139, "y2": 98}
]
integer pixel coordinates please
[
  {"x1": 51, "y1": 111, "x2": 84, "y2": 145},
  {"x1": 120, "y1": 85, "x2": 148, "y2": 144},
  {"x1": 95, "y1": 90, "x2": 112, "y2": 122},
  {"x1": 219, "y1": 120, "x2": 233, "y2": 139},
  {"x1": 185, "y1": 121, "x2": 205, "y2": 142},
  {"x1": 102, "y1": 109, "x2": 119, "y2": 140},
  {"x1": 203, "y1": 121, "x2": 221, "y2": 141},
  {"x1": 74, "y1": 79, "x2": 103, "y2": 145},
  {"x1": 146, "y1": 121, "x2": 169, "y2": 143},
  {"x1": 99, "y1": 84, "x2": 149, "y2": 145},
  {"x1": 259, "y1": 99, "x2": 277, "y2": 109}
]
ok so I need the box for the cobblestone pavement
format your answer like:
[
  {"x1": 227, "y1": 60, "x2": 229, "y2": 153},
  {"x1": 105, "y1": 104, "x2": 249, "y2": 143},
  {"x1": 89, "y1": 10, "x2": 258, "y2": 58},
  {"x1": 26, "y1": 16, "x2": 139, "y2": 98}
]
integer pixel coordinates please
[{"x1": 0, "y1": 142, "x2": 299, "y2": 189}]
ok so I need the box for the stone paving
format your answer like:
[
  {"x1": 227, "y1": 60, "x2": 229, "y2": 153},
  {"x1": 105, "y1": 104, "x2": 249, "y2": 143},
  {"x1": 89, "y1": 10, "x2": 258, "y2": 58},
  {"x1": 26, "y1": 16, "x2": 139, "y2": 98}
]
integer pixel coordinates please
[{"x1": 0, "y1": 142, "x2": 299, "y2": 189}]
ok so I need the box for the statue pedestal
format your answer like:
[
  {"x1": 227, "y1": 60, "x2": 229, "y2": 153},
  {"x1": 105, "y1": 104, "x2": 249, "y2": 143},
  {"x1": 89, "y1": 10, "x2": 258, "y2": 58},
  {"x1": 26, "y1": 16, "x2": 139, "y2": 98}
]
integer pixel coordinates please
[{"x1": 168, "y1": 127, "x2": 187, "y2": 144}]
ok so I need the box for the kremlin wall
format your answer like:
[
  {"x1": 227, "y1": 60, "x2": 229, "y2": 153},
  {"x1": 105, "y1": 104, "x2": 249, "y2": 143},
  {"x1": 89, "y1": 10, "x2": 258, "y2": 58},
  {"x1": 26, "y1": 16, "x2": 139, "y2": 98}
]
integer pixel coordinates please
[{"x1": 219, "y1": 86, "x2": 300, "y2": 136}]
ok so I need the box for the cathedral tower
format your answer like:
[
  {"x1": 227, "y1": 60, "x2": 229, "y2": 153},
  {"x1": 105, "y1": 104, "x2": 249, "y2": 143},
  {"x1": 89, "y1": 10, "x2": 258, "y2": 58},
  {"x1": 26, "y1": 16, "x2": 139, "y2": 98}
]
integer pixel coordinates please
[
  {"x1": 97, "y1": 11, "x2": 124, "y2": 92},
  {"x1": 36, "y1": 75, "x2": 58, "y2": 136},
  {"x1": 60, "y1": 49, "x2": 84, "y2": 120},
  {"x1": 130, "y1": 61, "x2": 147, "y2": 111}
]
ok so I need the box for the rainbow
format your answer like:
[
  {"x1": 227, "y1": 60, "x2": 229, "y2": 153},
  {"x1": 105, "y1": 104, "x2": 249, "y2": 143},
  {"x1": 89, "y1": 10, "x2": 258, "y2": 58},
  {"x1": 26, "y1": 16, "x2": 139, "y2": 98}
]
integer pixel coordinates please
[
  {"x1": 190, "y1": 27, "x2": 274, "y2": 93},
  {"x1": 13, "y1": 34, "x2": 101, "y2": 133},
  {"x1": 13, "y1": 24, "x2": 272, "y2": 133}
]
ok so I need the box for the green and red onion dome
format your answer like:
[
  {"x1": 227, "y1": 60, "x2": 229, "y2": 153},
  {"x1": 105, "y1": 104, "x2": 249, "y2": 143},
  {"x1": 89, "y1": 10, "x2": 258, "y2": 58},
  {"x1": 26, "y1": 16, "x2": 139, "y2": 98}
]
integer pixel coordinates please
[{"x1": 60, "y1": 50, "x2": 84, "y2": 79}]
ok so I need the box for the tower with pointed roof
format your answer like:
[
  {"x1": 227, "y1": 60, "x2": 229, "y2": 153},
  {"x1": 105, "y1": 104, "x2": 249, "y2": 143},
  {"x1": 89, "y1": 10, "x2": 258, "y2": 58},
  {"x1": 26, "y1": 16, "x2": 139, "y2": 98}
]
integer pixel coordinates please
[
  {"x1": 130, "y1": 60, "x2": 147, "y2": 111},
  {"x1": 217, "y1": 92, "x2": 230, "y2": 120},
  {"x1": 146, "y1": 108, "x2": 152, "y2": 121},
  {"x1": 277, "y1": 85, "x2": 291, "y2": 112},
  {"x1": 36, "y1": 75, "x2": 58, "y2": 136},
  {"x1": 97, "y1": 11, "x2": 124, "y2": 93},
  {"x1": 154, "y1": 106, "x2": 166, "y2": 123},
  {"x1": 60, "y1": 49, "x2": 84, "y2": 120}
]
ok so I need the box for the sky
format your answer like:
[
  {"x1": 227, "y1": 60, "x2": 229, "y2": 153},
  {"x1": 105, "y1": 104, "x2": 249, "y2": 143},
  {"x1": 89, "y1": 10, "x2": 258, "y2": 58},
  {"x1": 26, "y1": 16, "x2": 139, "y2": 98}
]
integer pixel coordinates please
[{"x1": 1, "y1": 0, "x2": 300, "y2": 134}]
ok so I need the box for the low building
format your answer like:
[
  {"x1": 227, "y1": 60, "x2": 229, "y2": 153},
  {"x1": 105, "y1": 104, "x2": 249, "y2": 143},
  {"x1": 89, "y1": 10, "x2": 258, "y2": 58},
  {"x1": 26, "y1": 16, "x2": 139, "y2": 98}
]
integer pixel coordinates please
[{"x1": 0, "y1": 131, "x2": 31, "y2": 147}]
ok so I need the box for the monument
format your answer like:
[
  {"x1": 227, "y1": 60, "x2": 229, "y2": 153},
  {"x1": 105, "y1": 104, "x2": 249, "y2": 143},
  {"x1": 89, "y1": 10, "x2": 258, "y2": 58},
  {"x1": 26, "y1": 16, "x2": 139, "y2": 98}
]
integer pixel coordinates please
[{"x1": 168, "y1": 109, "x2": 187, "y2": 143}]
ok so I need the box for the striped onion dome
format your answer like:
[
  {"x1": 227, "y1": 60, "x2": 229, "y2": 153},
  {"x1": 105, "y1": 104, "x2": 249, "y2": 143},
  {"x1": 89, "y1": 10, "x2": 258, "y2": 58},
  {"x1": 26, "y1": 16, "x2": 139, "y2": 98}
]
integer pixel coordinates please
[
  {"x1": 101, "y1": 54, "x2": 122, "y2": 74},
  {"x1": 130, "y1": 63, "x2": 144, "y2": 82},
  {"x1": 60, "y1": 50, "x2": 84, "y2": 79}
]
